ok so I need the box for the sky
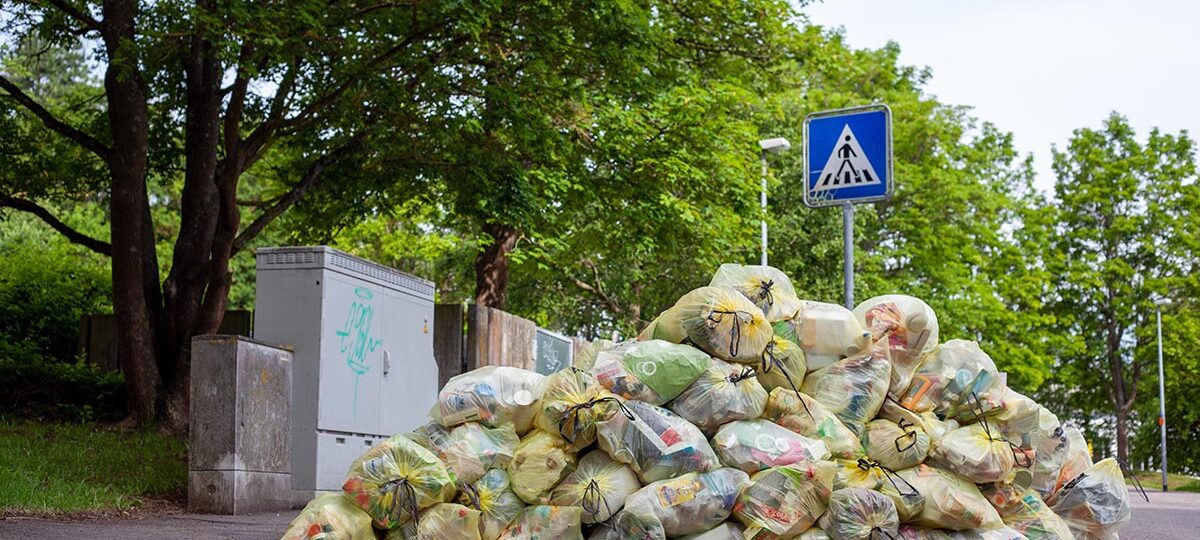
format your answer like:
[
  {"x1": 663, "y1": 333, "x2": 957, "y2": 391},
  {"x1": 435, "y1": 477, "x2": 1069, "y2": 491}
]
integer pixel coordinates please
[{"x1": 801, "y1": 0, "x2": 1200, "y2": 193}]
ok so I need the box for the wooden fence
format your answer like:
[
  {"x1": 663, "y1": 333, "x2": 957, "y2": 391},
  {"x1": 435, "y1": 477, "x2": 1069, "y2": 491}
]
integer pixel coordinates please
[{"x1": 433, "y1": 304, "x2": 587, "y2": 386}]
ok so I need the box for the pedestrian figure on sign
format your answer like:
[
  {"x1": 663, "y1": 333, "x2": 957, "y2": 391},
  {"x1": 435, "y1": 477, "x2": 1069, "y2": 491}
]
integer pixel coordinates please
[{"x1": 830, "y1": 135, "x2": 863, "y2": 185}]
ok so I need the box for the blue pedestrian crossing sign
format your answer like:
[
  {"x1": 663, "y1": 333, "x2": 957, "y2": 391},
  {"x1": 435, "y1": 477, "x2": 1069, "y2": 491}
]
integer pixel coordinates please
[{"x1": 803, "y1": 104, "x2": 893, "y2": 208}]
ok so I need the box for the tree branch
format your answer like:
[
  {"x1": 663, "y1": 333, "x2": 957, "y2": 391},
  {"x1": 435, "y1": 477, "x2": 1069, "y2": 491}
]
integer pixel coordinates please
[
  {"x1": 0, "y1": 75, "x2": 112, "y2": 161},
  {"x1": 41, "y1": 0, "x2": 101, "y2": 31},
  {"x1": 231, "y1": 132, "x2": 368, "y2": 254},
  {"x1": 0, "y1": 195, "x2": 111, "y2": 255}
]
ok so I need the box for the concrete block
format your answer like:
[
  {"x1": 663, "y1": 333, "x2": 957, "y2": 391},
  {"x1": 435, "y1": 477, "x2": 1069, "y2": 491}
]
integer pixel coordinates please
[{"x1": 188, "y1": 335, "x2": 292, "y2": 514}]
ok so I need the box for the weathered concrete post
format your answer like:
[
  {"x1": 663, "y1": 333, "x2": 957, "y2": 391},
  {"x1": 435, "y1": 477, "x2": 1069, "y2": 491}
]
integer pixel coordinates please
[{"x1": 188, "y1": 335, "x2": 292, "y2": 514}]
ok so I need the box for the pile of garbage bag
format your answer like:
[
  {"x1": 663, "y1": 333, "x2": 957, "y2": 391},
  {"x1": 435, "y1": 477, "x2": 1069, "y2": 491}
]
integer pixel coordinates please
[{"x1": 282, "y1": 263, "x2": 1134, "y2": 540}]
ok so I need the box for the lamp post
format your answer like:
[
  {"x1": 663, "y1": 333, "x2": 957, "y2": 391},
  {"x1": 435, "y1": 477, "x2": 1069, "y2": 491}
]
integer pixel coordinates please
[
  {"x1": 1154, "y1": 296, "x2": 1172, "y2": 492},
  {"x1": 758, "y1": 137, "x2": 791, "y2": 266}
]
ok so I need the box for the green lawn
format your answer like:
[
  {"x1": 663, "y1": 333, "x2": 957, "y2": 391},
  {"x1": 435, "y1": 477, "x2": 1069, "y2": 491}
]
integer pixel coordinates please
[
  {"x1": 1127, "y1": 469, "x2": 1200, "y2": 492},
  {"x1": 0, "y1": 420, "x2": 186, "y2": 514}
]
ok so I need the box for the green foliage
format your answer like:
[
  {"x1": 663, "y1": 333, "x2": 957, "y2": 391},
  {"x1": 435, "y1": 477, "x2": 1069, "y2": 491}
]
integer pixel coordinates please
[
  {"x1": 0, "y1": 212, "x2": 111, "y2": 363},
  {"x1": 1132, "y1": 309, "x2": 1200, "y2": 475},
  {"x1": 0, "y1": 420, "x2": 184, "y2": 512},
  {"x1": 0, "y1": 358, "x2": 125, "y2": 423}
]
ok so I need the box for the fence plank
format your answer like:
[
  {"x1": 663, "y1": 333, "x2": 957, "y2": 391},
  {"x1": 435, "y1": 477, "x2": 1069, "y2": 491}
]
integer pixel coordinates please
[{"x1": 433, "y1": 304, "x2": 465, "y2": 388}]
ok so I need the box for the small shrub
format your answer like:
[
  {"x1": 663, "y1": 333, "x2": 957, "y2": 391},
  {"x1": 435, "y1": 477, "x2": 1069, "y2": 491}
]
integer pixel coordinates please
[{"x1": 0, "y1": 357, "x2": 125, "y2": 422}]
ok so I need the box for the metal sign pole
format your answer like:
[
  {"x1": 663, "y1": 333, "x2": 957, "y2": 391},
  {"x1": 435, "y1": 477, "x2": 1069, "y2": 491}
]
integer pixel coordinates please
[
  {"x1": 843, "y1": 203, "x2": 854, "y2": 309},
  {"x1": 1157, "y1": 307, "x2": 1169, "y2": 492}
]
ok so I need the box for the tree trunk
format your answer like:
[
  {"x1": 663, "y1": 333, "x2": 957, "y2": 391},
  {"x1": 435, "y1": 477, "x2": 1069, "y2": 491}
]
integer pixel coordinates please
[
  {"x1": 103, "y1": 0, "x2": 159, "y2": 426},
  {"x1": 1114, "y1": 407, "x2": 1129, "y2": 463},
  {"x1": 474, "y1": 222, "x2": 519, "y2": 309}
]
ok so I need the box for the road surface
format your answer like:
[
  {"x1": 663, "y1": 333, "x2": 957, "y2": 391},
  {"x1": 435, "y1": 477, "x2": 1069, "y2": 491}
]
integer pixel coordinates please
[{"x1": 0, "y1": 490, "x2": 1196, "y2": 539}]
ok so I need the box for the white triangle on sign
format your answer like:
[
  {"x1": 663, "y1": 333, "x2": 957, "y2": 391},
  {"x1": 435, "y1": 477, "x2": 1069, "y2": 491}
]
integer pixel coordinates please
[{"x1": 813, "y1": 124, "x2": 882, "y2": 192}]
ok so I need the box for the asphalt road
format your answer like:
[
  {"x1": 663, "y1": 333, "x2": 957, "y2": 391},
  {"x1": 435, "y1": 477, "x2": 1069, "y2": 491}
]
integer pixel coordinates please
[{"x1": 0, "y1": 489, "x2": 1196, "y2": 539}]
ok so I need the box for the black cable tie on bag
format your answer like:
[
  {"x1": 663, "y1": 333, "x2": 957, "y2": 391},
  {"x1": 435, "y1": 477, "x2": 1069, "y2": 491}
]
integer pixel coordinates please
[
  {"x1": 871, "y1": 527, "x2": 899, "y2": 540},
  {"x1": 708, "y1": 309, "x2": 750, "y2": 358},
  {"x1": 558, "y1": 396, "x2": 634, "y2": 443},
  {"x1": 760, "y1": 344, "x2": 814, "y2": 420},
  {"x1": 966, "y1": 392, "x2": 1031, "y2": 468},
  {"x1": 757, "y1": 279, "x2": 776, "y2": 308},
  {"x1": 858, "y1": 458, "x2": 921, "y2": 498},
  {"x1": 459, "y1": 483, "x2": 482, "y2": 511},
  {"x1": 1116, "y1": 457, "x2": 1151, "y2": 502},
  {"x1": 581, "y1": 479, "x2": 614, "y2": 519},
  {"x1": 382, "y1": 477, "x2": 420, "y2": 526},
  {"x1": 894, "y1": 428, "x2": 918, "y2": 454},
  {"x1": 728, "y1": 365, "x2": 758, "y2": 384}
]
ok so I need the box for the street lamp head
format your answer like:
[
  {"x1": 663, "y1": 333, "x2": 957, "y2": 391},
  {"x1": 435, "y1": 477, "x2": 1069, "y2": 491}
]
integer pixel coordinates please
[
  {"x1": 759, "y1": 137, "x2": 791, "y2": 154},
  {"x1": 1154, "y1": 297, "x2": 1173, "y2": 307}
]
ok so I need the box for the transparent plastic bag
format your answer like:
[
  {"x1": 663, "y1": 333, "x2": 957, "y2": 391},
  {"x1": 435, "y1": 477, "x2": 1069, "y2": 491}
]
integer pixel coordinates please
[
  {"x1": 897, "y1": 464, "x2": 1004, "y2": 531},
  {"x1": 979, "y1": 483, "x2": 1074, "y2": 540},
  {"x1": 877, "y1": 466, "x2": 926, "y2": 523},
  {"x1": 800, "y1": 338, "x2": 892, "y2": 435},
  {"x1": 407, "y1": 421, "x2": 519, "y2": 485},
  {"x1": 590, "y1": 340, "x2": 712, "y2": 405},
  {"x1": 833, "y1": 458, "x2": 886, "y2": 491},
  {"x1": 762, "y1": 387, "x2": 862, "y2": 459},
  {"x1": 799, "y1": 527, "x2": 834, "y2": 540},
  {"x1": 497, "y1": 505, "x2": 584, "y2": 540},
  {"x1": 773, "y1": 300, "x2": 871, "y2": 371},
  {"x1": 573, "y1": 339, "x2": 616, "y2": 371},
  {"x1": 640, "y1": 304, "x2": 687, "y2": 343},
  {"x1": 756, "y1": 336, "x2": 808, "y2": 394},
  {"x1": 670, "y1": 358, "x2": 768, "y2": 434},
  {"x1": 586, "y1": 509, "x2": 666, "y2": 540},
  {"x1": 897, "y1": 340, "x2": 1004, "y2": 422},
  {"x1": 342, "y1": 434, "x2": 457, "y2": 529},
  {"x1": 991, "y1": 393, "x2": 1066, "y2": 500},
  {"x1": 1050, "y1": 458, "x2": 1131, "y2": 540},
  {"x1": 596, "y1": 399, "x2": 719, "y2": 483},
  {"x1": 819, "y1": 488, "x2": 900, "y2": 540},
  {"x1": 458, "y1": 469, "x2": 525, "y2": 540},
  {"x1": 679, "y1": 522, "x2": 746, "y2": 539},
  {"x1": 733, "y1": 461, "x2": 836, "y2": 537},
  {"x1": 1045, "y1": 426, "x2": 1092, "y2": 505},
  {"x1": 853, "y1": 295, "x2": 939, "y2": 399},
  {"x1": 877, "y1": 398, "x2": 960, "y2": 443},
  {"x1": 712, "y1": 419, "x2": 830, "y2": 473},
  {"x1": 507, "y1": 429, "x2": 579, "y2": 505},
  {"x1": 708, "y1": 264, "x2": 803, "y2": 322},
  {"x1": 434, "y1": 366, "x2": 546, "y2": 435},
  {"x1": 534, "y1": 369, "x2": 620, "y2": 449},
  {"x1": 550, "y1": 450, "x2": 641, "y2": 524},
  {"x1": 926, "y1": 421, "x2": 1020, "y2": 484},
  {"x1": 863, "y1": 419, "x2": 930, "y2": 472},
  {"x1": 386, "y1": 503, "x2": 482, "y2": 540},
  {"x1": 282, "y1": 493, "x2": 375, "y2": 540},
  {"x1": 622, "y1": 468, "x2": 751, "y2": 537},
  {"x1": 672, "y1": 286, "x2": 775, "y2": 363}
]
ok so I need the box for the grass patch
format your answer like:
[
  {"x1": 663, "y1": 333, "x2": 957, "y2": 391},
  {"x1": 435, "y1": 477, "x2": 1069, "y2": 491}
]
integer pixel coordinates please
[
  {"x1": 1126, "y1": 469, "x2": 1200, "y2": 492},
  {"x1": 0, "y1": 420, "x2": 186, "y2": 513}
]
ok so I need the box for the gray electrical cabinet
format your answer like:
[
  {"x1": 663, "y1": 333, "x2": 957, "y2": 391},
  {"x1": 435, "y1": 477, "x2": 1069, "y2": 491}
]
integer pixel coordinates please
[{"x1": 254, "y1": 246, "x2": 437, "y2": 503}]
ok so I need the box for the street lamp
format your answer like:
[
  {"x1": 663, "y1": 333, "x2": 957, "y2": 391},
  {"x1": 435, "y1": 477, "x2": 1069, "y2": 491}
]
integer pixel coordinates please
[
  {"x1": 758, "y1": 137, "x2": 791, "y2": 266},
  {"x1": 1154, "y1": 296, "x2": 1172, "y2": 492}
]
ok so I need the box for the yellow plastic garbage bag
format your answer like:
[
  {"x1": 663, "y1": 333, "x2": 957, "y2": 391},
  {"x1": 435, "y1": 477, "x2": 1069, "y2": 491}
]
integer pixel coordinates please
[
  {"x1": 712, "y1": 419, "x2": 830, "y2": 474},
  {"x1": 459, "y1": 469, "x2": 525, "y2": 540},
  {"x1": 586, "y1": 508, "x2": 666, "y2": 540},
  {"x1": 679, "y1": 522, "x2": 746, "y2": 539},
  {"x1": 979, "y1": 483, "x2": 1073, "y2": 540},
  {"x1": 573, "y1": 339, "x2": 616, "y2": 370},
  {"x1": 670, "y1": 358, "x2": 768, "y2": 434},
  {"x1": 833, "y1": 457, "x2": 886, "y2": 491},
  {"x1": 756, "y1": 336, "x2": 808, "y2": 395},
  {"x1": 800, "y1": 338, "x2": 892, "y2": 435},
  {"x1": 507, "y1": 429, "x2": 579, "y2": 505},
  {"x1": 550, "y1": 450, "x2": 641, "y2": 524},
  {"x1": 762, "y1": 387, "x2": 861, "y2": 459},
  {"x1": 990, "y1": 392, "x2": 1067, "y2": 501},
  {"x1": 876, "y1": 398, "x2": 961, "y2": 443},
  {"x1": 708, "y1": 264, "x2": 803, "y2": 322},
  {"x1": 863, "y1": 418, "x2": 931, "y2": 472},
  {"x1": 1045, "y1": 427, "x2": 1092, "y2": 505},
  {"x1": 672, "y1": 286, "x2": 775, "y2": 363},
  {"x1": 386, "y1": 503, "x2": 482, "y2": 540},
  {"x1": 497, "y1": 505, "x2": 584, "y2": 540},
  {"x1": 590, "y1": 340, "x2": 712, "y2": 405},
  {"x1": 622, "y1": 468, "x2": 751, "y2": 537},
  {"x1": 1050, "y1": 458, "x2": 1131, "y2": 540},
  {"x1": 434, "y1": 366, "x2": 546, "y2": 435},
  {"x1": 596, "y1": 399, "x2": 719, "y2": 483},
  {"x1": 639, "y1": 304, "x2": 687, "y2": 343},
  {"x1": 897, "y1": 464, "x2": 1004, "y2": 531},
  {"x1": 534, "y1": 368, "x2": 621, "y2": 449},
  {"x1": 896, "y1": 340, "x2": 1004, "y2": 422},
  {"x1": 877, "y1": 466, "x2": 926, "y2": 523},
  {"x1": 819, "y1": 488, "x2": 900, "y2": 540},
  {"x1": 853, "y1": 295, "x2": 939, "y2": 399},
  {"x1": 342, "y1": 434, "x2": 457, "y2": 529},
  {"x1": 407, "y1": 421, "x2": 519, "y2": 485},
  {"x1": 281, "y1": 493, "x2": 375, "y2": 540},
  {"x1": 927, "y1": 421, "x2": 1022, "y2": 484},
  {"x1": 799, "y1": 527, "x2": 834, "y2": 540},
  {"x1": 733, "y1": 461, "x2": 836, "y2": 538},
  {"x1": 774, "y1": 300, "x2": 871, "y2": 371}
]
